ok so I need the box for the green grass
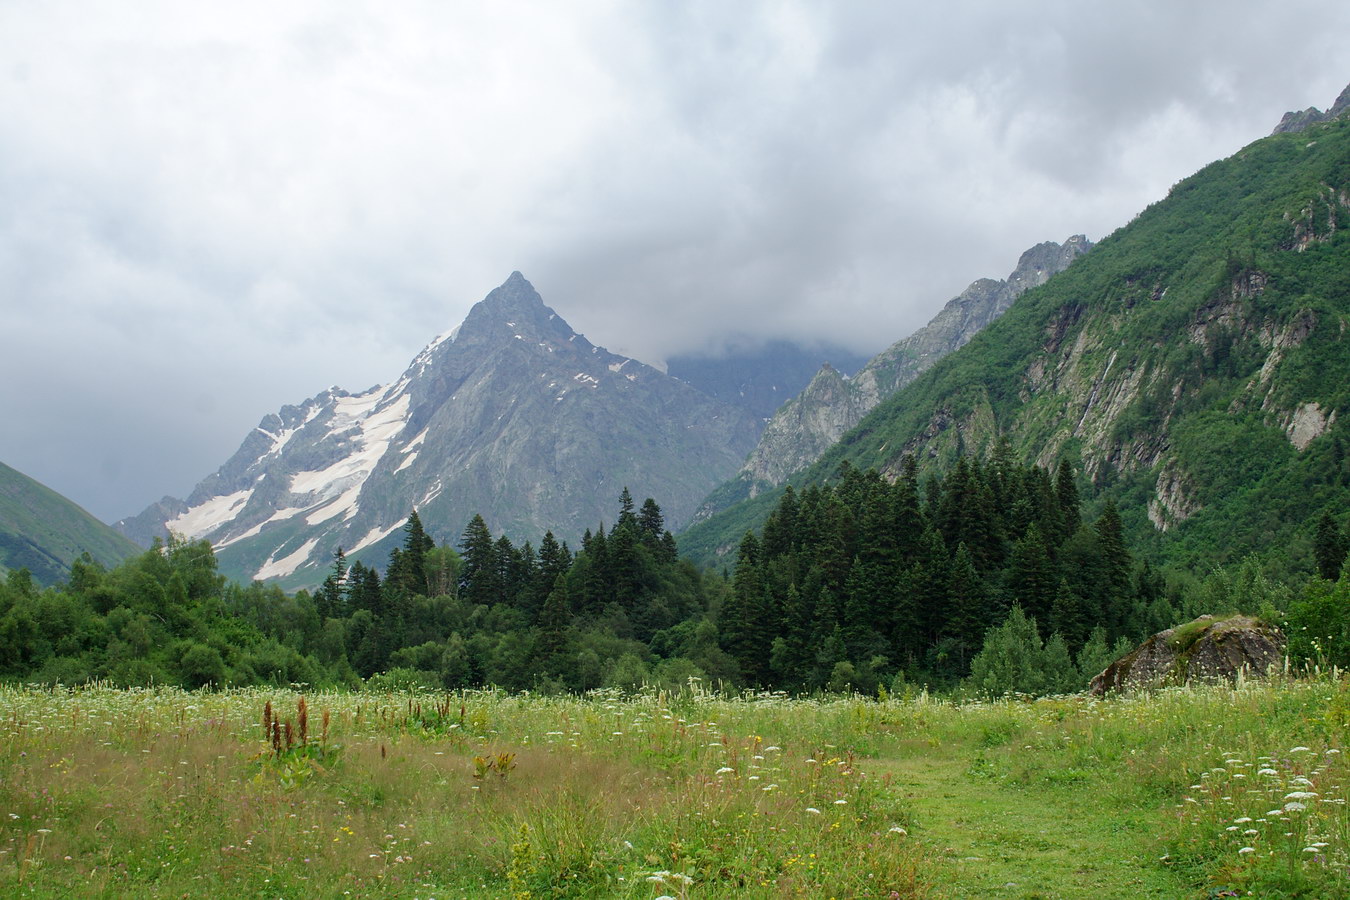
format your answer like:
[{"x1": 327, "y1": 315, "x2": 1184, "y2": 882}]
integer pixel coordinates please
[{"x1": 1, "y1": 678, "x2": 1348, "y2": 897}]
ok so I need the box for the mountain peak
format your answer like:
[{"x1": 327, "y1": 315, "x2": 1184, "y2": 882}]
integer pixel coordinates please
[
  {"x1": 1272, "y1": 81, "x2": 1350, "y2": 135},
  {"x1": 455, "y1": 271, "x2": 578, "y2": 347}
]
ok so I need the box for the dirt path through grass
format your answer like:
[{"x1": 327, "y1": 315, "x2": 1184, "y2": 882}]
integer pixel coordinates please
[{"x1": 873, "y1": 744, "x2": 1198, "y2": 900}]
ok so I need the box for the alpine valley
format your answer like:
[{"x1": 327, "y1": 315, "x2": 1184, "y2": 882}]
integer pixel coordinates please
[{"x1": 115, "y1": 273, "x2": 766, "y2": 589}]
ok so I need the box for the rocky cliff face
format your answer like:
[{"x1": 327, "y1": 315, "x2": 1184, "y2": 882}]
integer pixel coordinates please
[
  {"x1": 1271, "y1": 82, "x2": 1350, "y2": 134},
  {"x1": 735, "y1": 236, "x2": 1091, "y2": 493},
  {"x1": 117, "y1": 273, "x2": 762, "y2": 587}
]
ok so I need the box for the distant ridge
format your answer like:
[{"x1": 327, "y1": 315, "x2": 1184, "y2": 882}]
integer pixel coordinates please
[{"x1": 0, "y1": 461, "x2": 140, "y2": 584}]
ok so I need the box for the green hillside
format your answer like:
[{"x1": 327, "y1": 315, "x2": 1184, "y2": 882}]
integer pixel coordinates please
[
  {"x1": 0, "y1": 462, "x2": 140, "y2": 584},
  {"x1": 682, "y1": 116, "x2": 1350, "y2": 575}
]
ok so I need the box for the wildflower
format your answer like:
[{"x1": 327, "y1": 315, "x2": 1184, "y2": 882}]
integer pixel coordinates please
[
  {"x1": 1290, "y1": 747, "x2": 1312, "y2": 753},
  {"x1": 888, "y1": 826, "x2": 907, "y2": 835},
  {"x1": 1284, "y1": 791, "x2": 1319, "y2": 800},
  {"x1": 1258, "y1": 768, "x2": 1279, "y2": 776},
  {"x1": 806, "y1": 807, "x2": 822, "y2": 815},
  {"x1": 715, "y1": 767, "x2": 734, "y2": 775},
  {"x1": 1283, "y1": 802, "x2": 1307, "y2": 812},
  {"x1": 1239, "y1": 847, "x2": 1256, "y2": 855}
]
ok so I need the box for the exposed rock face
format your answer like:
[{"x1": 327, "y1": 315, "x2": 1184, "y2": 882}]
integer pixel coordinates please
[
  {"x1": 1286, "y1": 401, "x2": 1337, "y2": 451},
  {"x1": 117, "y1": 273, "x2": 762, "y2": 587},
  {"x1": 737, "y1": 364, "x2": 874, "y2": 487},
  {"x1": 1271, "y1": 82, "x2": 1350, "y2": 134},
  {"x1": 736, "y1": 236, "x2": 1092, "y2": 492},
  {"x1": 1089, "y1": 615, "x2": 1286, "y2": 696}
]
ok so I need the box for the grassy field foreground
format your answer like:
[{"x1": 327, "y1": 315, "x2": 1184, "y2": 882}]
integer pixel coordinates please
[{"x1": 2, "y1": 679, "x2": 1349, "y2": 899}]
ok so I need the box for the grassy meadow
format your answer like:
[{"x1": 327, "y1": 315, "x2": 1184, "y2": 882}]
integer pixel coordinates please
[{"x1": 2, "y1": 678, "x2": 1349, "y2": 898}]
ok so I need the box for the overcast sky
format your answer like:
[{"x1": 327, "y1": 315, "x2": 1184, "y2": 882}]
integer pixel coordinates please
[{"x1": 2, "y1": 1, "x2": 1348, "y2": 524}]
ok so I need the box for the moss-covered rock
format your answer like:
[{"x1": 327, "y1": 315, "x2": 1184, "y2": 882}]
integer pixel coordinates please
[{"x1": 1089, "y1": 614, "x2": 1285, "y2": 695}]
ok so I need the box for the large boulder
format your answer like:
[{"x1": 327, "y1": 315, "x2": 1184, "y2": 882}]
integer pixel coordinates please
[{"x1": 1089, "y1": 615, "x2": 1286, "y2": 696}]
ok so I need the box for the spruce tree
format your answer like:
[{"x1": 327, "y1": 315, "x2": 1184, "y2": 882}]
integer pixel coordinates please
[
  {"x1": 637, "y1": 498, "x2": 665, "y2": 543},
  {"x1": 458, "y1": 515, "x2": 500, "y2": 606},
  {"x1": 943, "y1": 543, "x2": 988, "y2": 671},
  {"x1": 1054, "y1": 460, "x2": 1081, "y2": 544},
  {"x1": 617, "y1": 487, "x2": 638, "y2": 531},
  {"x1": 1314, "y1": 511, "x2": 1347, "y2": 581},
  {"x1": 316, "y1": 548, "x2": 347, "y2": 619},
  {"x1": 535, "y1": 577, "x2": 572, "y2": 673},
  {"x1": 720, "y1": 531, "x2": 773, "y2": 684},
  {"x1": 1048, "y1": 577, "x2": 1087, "y2": 650},
  {"x1": 1005, "y1": 524, "x2": 1057, "y2": 624}
]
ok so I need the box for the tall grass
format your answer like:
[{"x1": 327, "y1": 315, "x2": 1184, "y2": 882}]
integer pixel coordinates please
[{"x1": 0, "y1": 677, "x2": 1346, "y2": 897}]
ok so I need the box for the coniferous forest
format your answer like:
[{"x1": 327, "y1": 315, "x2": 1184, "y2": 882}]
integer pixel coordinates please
[{"x1": 2, "y1": 454, "x2": 1347, "y2": 697}]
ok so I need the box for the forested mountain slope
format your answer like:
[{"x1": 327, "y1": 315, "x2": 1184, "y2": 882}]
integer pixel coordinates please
[{"x1": 682, "y1": 111, "x2": 1350, "y2": 575}]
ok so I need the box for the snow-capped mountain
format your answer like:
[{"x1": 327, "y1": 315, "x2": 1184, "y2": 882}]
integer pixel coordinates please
[{"x1": 117, "y1": 273, "x2": 762, "y2": 587}]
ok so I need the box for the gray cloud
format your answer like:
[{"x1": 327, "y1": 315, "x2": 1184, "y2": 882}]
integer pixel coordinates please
[{"x1": 1, "y1": 0, "x2": 1348, "y2": 522}]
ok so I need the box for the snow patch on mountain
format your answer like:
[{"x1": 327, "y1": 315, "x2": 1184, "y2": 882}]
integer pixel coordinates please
[
  {"x1": 168, "y1": 489, "x2": 252, "y2": 540},
  {"x1": 349, "y1": 521, "x2": 404, "y2": 554},
  {"x1": 256, "y1": 537, "x2": 321, "y2": 580}
]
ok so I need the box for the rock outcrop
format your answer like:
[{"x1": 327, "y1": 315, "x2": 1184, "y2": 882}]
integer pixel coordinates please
[
  {"x1": 1271, "y1": 82, "x2": 1350, "y2": 135},
  {"x1": 1089, "y1": 615, "x2": 1286, "y2": 695}
]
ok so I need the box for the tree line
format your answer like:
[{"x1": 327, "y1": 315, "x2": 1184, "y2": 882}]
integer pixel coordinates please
[{"x1": 1, "y1": 458, "x2": 1346, "y2": 696}]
